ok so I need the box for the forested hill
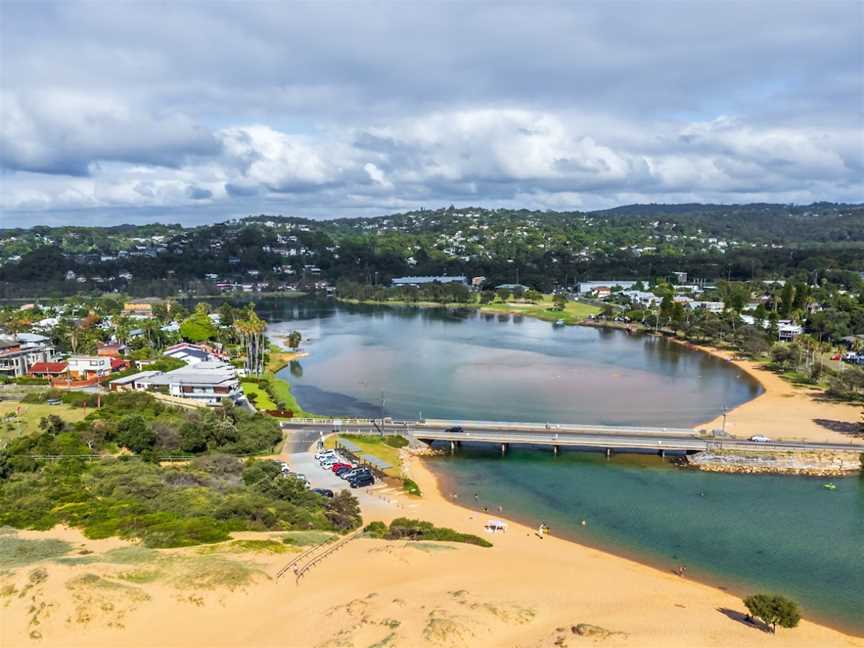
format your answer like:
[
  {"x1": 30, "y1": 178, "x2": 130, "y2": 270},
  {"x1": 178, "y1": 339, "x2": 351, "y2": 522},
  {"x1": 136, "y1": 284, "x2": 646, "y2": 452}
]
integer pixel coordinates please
[{"x1": 1, "y1": 203, "x2": 862, "y2": 298}]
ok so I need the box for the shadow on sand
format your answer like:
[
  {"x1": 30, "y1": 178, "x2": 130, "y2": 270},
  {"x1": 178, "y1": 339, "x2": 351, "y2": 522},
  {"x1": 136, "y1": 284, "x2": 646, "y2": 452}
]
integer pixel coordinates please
[{"x1": 716, "y1": 608, "x2": 772, "y2": 634}]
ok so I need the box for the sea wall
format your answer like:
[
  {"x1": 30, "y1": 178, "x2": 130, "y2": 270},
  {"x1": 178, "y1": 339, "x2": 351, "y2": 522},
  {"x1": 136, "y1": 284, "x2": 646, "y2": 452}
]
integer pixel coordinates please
[{"x1": 686, "y1": 449, "x2": 862, "y2": 476}]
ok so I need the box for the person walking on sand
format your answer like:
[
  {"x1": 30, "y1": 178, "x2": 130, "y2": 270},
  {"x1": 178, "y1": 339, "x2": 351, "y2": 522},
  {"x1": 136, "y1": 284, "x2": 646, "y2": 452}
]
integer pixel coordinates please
[{"x1": 537, "y1": 523, "x2": 545, "y2": 539}]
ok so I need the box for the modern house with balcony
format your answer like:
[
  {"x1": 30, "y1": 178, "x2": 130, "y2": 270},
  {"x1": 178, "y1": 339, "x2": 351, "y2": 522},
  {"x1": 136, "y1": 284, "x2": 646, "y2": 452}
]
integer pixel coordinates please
[
  {"x1": 134, "y1": 361, "x2": 241, "y2": 406},
  {"x1": 0, "y1": 334, "x2": 57, "y2": 378}
]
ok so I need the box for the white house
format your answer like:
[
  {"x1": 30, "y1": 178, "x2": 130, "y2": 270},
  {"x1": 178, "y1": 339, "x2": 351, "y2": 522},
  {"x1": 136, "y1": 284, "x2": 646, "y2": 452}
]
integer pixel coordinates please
[
  {"x1": 0, "y1": 334, "x2": 58, "y2": 378},
  {"x1": 136, "y1": 361, "x2": 241, "y2": 406}
]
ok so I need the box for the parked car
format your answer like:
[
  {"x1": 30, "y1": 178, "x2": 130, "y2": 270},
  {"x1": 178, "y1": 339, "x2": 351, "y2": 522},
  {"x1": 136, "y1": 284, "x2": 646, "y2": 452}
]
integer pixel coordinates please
[
  {"x1": 334, "y1": 465, "x2": 355, "y2": 477},
  {"x1": 445, "y1": 426, "x2": 464, "y2": 433},
  {"x1": 311, "y1": 488, "x2": 334, "y2": 498},
  {"x1": 342, "y1": 467, "x2": 372, "y2": 481},
  {"x1": 330, "y1": 462, "x2": 353, "y2": 473},
  {"x1": 349, "y1": 474, "x2": 375, "y2": 488},
  {"x1": 749, "y1": 435, "x2": 771, "y2": 443},
  {"x1": 315, "y1": 450, "x2": 336, "y2": 461}
]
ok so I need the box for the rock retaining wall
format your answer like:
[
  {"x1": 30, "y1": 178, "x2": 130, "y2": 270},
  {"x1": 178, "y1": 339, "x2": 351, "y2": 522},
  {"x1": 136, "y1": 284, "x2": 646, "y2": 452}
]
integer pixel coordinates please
[{"x1": 686, "y1": 450, "x2": 862, "y2": 476}]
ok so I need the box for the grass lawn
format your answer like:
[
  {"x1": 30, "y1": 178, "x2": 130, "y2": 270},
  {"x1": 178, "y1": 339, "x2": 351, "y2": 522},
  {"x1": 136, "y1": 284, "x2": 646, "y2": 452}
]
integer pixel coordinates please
[
  {"x1": 325, "y1": 434, "x2": 404, "y2": 477},
  {"x1": 0, "y1": 400, "x2": 90, "y2": 441},
  {"x1": 480, "y1": 295, "x2": 601, "y2": 324},
  {"x1": 340, "y1": 294, "x2": 600, "y2": 325},
  {"x1": 239, "y1": 380, "x2": 277, "y2": 410}
]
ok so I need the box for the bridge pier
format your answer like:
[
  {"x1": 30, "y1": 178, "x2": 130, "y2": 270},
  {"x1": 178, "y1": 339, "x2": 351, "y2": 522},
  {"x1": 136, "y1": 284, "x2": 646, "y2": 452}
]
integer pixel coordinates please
[
  {"x1": 500, "y1": 443, "x2": 509, "y2": 456},
  {"x1": 553, "y1": 445, "x2": 560, "y2": 457},
  {"x1": 449, "y1": 441, "x2": 456, "y2": 454},
  {"x1": 658, "y1": 449, "x2": 666, "y2": 458},
  {"x1": 605, "y1": 447, "x2": 614, "y2": 458}
]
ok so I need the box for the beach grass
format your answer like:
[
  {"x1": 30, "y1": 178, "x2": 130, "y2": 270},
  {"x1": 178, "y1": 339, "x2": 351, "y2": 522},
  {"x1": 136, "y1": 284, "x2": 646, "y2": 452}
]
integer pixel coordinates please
[{"x1": 0, "y1": 535, "x2": 73, "y2": 568}]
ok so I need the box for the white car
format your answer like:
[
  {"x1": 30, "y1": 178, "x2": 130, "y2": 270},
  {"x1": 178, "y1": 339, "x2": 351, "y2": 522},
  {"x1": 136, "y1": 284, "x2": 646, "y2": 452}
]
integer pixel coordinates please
[
  {"x1": 315, "y1": 450, "x2": 336, "y2": 460},
  {"x1": 749, "y1": 435, "x2": 771, "y2": 443}
]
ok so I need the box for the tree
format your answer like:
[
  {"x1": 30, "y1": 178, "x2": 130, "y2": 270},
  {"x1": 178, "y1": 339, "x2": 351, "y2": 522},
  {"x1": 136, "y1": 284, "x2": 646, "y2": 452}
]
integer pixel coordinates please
[
  {"x1": 743, "y1": 594, "x2": 801, "y2": 633},
  {"x1": 552, "y1": 293, "x2": 567, "y2": 311},
  {"x1": 180, "y1": 422, "x2": 208, "y2": 453},
  {"x1": 287, "y1": 330, "x2": 302, "y2": 351},
  {"x1": 180, "y1": 306, "x2": 217, "y2": 342},
  {"x1": 117, "y1": 416, "x2": 157, "y2": 454},
  {"x1": 235, "y1": 307, "x2": 267, "y2": 375},
  {"x1": 326, "y1": 490, "x2": 362, "y2": 531}
]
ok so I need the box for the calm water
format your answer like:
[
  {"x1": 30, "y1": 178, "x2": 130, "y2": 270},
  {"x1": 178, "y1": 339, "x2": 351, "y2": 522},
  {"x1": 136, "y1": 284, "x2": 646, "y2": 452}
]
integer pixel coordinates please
[
  {"x1": 261, "y1": 298, "x2": 862, "y2": 633},
  {"x1": 266, "y1": 299, "x2": 761, "y2": 426}
]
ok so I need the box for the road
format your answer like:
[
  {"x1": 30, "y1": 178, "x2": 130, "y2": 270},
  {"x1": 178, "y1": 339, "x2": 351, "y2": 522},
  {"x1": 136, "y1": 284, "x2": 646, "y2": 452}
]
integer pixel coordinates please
[{"x1": 280, "y1": 419, "x2": 864, "y2": 455}]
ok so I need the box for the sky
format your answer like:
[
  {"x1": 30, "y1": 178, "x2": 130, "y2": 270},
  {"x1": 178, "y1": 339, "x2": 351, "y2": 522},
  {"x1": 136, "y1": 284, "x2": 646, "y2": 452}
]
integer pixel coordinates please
[{"x1": 1, "y1": 1, "x2": 862, "y2": 227}]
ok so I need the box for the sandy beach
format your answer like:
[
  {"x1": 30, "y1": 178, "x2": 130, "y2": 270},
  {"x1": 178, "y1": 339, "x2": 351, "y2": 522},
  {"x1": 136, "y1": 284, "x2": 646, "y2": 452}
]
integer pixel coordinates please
[
  {"x1": 685, "y1": 343, "x2": 864, "y2": 446},
  {"x1": 2, "y1": 448, "x2": 862, "y2": 648}
]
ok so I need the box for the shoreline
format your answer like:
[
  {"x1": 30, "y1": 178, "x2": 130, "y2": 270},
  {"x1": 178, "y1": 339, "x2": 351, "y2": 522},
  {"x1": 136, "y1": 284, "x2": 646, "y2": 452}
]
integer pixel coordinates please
[
  {"x1": 678, "y1": 339, "x2": 863, "y2": 446},
  {"x1": 382, "y1": 451, "x2": 864, "y2": 642}
]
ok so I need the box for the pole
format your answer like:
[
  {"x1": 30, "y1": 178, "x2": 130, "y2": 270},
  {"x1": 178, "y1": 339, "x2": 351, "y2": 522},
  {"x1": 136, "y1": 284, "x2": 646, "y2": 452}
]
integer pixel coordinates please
[{"x1": 721, "y1": 406, "x2": 727, "y2": 435}]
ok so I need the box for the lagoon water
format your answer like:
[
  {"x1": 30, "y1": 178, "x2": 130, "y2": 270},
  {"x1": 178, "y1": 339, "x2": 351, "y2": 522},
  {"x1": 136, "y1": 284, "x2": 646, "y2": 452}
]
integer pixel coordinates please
[
  {"x1": 265, "y1": 299, "x2": 863, "y2": 633},
  {"x1": 266, "y1": 299, "x2": 761, "y2": 426}
]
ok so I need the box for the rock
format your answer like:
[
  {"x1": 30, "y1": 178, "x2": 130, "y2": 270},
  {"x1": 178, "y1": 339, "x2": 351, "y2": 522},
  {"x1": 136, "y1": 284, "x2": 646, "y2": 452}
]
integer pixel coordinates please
[{"x1": 572, "y1": 624, "x2": 612, "y2": 638}]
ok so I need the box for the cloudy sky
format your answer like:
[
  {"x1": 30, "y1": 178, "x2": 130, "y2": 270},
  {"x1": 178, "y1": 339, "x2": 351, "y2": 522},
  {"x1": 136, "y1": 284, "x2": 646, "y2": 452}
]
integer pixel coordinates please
[{"x1": 1, "y1": 1, "x2": 862, "y2": 227}]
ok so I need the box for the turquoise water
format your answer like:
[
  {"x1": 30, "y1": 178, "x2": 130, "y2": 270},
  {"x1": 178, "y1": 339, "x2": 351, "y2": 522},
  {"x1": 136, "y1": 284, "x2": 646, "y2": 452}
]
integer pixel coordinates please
[
  {"x1": 429, "y1": 447, "x2": 864, "y2": 634},
  {"x1": 261, "y1": 299, "x2": 863, "y2": 634}
]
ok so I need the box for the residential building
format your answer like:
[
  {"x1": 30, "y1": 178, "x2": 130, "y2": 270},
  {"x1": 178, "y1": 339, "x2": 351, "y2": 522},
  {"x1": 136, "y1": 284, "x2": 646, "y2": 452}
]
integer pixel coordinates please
[
  {"x1": 392, "y1": 275, "x2": 468, "y2": 286},
  {"x1": 97, "y1": 342, "x2": 126, "y2": 358},
  {"x1": 576, "y1": 280, "x2": 638, "y2": 295},
  {"x1": 0, "y1": 334, "x2": 57, "y2": 378},
  {"x1": 135, "y1": 361, "x2": 241, "y2": 406},
  {"x1": 27, "y1": 362, "x2": 69, "y2": 379},
  {"x1": 163, "y1": 342, "x2": 228, "y2": 365},
  {"x1": 122, "y1": 298, "x2": 169, "y2": 318},
  {"x1": 66, "y1": 355, "x2": 125, "y2": 380}
]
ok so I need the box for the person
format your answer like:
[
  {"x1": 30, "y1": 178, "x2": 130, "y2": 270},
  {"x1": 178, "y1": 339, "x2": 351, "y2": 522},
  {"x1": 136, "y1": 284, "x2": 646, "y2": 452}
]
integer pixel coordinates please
[
  {"x1": 537, "y1": 523, "x2": 545, "y2": 539},
  {"x1": 497, "y1": 504, "x2": 503, "y2": 513}
]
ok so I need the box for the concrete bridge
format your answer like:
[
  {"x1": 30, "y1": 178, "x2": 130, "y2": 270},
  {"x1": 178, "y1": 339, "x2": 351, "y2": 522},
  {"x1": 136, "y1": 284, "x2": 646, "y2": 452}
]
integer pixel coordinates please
[{"x1": 280, "y1": 417, "x2": 864, "y2": 456}]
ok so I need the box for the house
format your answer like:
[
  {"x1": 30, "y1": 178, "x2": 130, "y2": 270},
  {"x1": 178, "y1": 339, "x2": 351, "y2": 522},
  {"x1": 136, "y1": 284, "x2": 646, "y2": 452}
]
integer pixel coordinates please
[
  {"x1": 392, "y1": 275, "x2": 468, "y2": 287},
  {"x1": 778, "y1": 321, "x2": 804, "y2": 341},
  {"x1": 163, "y1": 342, "x2": 227, "y2": 365},
  {"x1": 97, "y1": 342, "x2": 126, "y2": 358},
  {"x1": 27, "y1": 362, "x2": 69, "y2": 378},
  {"x1": 122, "y1": 298, "x2": 168, "y2": 318},
  {"x1": 66, "y1": 355, "x2": 126, "y2": 380},
  {"x1": 0, "y1": 334, "x2": 57, "y2": 378},
  {"x1": 688, "y1": 301, "x2": 725, "y2": 313},
  {"x1": 576, "y1": 280, "x2": 638, "y2": 295},
  {"x1": 108, "y1": 370, "x2": 163, "y2": 392},
  {"x1": 593, "y1": 286, "x2": 612, "y2": 299},
  {"x1": 622, "y1": 290, "x2": 661, "y2": 307},
  {"x1": 135, "y1": 361, "x2": 241, "y2": 406}
]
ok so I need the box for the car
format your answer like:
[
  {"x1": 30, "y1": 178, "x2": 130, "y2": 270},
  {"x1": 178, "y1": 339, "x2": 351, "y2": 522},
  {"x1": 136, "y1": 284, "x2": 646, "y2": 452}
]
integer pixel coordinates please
[
  {"x1": 342, "y1": 467, "x2": 372, "y2": 480},
  {"x1": 333, "y1": 465, "x2": 355, "y2": 477},
  {"x1": 330, "y1": 462, "x2": 353, "y2": 473},
  {"x1": 315, "y1": 450, "x2": 336, "y2": 461},
  {"x1": 311, "y1": 488, "x2": 334, "y2": 498},
  {"x1": 750, "y1": 435, "x2": 771, "y2": 443},
  {"x1": 349, "y1": 474, "x2": 375, "y2": 488},
  {"x1": 445, "y1": 426, "x2": 464, "y2": 433}
]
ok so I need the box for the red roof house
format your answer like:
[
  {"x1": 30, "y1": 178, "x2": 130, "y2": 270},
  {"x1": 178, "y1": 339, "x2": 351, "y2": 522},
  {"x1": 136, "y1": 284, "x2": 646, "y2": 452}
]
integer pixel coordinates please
[{"x1": 28, "y1": 362, "x2": 68, "y2": 377}]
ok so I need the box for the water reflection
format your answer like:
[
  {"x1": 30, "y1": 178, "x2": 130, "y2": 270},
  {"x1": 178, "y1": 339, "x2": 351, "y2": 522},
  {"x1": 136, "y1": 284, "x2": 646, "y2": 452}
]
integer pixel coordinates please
[{"x1": 259, "y1": 298, "x2": 762, "y2": 427}]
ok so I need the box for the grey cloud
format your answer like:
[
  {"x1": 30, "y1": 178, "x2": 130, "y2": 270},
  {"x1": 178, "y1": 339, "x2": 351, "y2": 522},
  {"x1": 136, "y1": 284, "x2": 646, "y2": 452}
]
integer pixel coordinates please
[{"x1": 0, "y1": 1, "x2": 861, "y2": 225}]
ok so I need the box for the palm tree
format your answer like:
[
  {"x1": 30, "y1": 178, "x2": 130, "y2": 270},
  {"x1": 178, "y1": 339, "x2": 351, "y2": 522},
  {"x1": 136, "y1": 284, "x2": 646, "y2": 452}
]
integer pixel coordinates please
[{"x1": 235, "y1": 306, "x2": 267, "y2": 375}]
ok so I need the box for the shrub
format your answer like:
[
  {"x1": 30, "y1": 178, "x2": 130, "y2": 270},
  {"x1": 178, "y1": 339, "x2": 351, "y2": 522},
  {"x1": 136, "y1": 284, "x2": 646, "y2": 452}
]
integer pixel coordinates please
[
  {"x1": 368, "y1": 518, "x2": 491, "y2": 547},
  {"x1": 402, "y1": 478, "x2": 421, "y2": 496},
  {"x1": 744, "y1": 593, "x2": 801, "y2": 633},
  {"x1": 384, "y1": 435, "x2": 409, "y2": 448},
  {"x1": 363, "y1": 521, "x2": 388, "y2": 538}
]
